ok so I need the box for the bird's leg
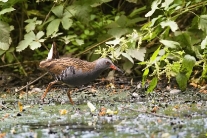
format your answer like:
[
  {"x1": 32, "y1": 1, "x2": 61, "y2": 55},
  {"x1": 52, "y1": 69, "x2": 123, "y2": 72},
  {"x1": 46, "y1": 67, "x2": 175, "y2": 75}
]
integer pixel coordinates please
[
  {"x1": 67, "y1": 90, "x2": 74, "y2": 105},
  {"x1": 41, "y1": 80, "x2": 58, "y2": 102}
]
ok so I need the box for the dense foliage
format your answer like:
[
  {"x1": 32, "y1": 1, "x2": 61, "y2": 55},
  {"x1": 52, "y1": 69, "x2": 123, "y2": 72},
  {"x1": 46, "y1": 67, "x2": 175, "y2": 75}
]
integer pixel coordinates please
[{"x1": 1, "y1": 0, "x2": 207, "y2": 91}]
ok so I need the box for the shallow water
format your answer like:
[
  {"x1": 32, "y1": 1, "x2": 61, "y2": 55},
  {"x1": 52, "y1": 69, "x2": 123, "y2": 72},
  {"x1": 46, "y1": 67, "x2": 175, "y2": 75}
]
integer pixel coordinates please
[{"x1": 0, "y1": 88, "x2": 207, "y2": 138}]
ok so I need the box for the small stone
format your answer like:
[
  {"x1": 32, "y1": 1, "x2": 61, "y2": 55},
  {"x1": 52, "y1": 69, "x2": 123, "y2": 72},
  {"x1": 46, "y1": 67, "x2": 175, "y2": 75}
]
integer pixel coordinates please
[
  {"x1": 170, "y1": 89, "x2": 181, "y2": 94},
  {"x1": 132, "y1": 92, "x2": 139, "y2": 98}
]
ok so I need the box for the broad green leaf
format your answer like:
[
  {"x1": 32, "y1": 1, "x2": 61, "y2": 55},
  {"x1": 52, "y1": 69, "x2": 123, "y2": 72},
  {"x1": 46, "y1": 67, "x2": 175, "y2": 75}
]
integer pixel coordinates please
[
  {"x1": 145, "y1": 0, "x2": 162, "y2": 17},
  {"x1": 160, "y1": 20, "x2": 178, "y2": 32},
  {"x1": 0, "y1": 7, "x2": 15, "y2": 15},
  {"x1": 52, "y1": 5, "x2": 63, "y2": 17},
  {"x1": 46, "y1": 19, "x2": 61, "y2": 37},
  {"x1": 29, "y1": 41, "x2": 41, "y2": 50},
  {"x1": 61, "y1": 16, "x2": 72, "y2": 30},
  {"x1": 116, "y1": 15, "x2": 127, "y2": 27},
  {"x1": 176, "y1": 73, "x2": 187, "y2": 91},
  {"x1": 16, "y1": 39, "x2": 32, "y2": 52},
  {"x1": 0, "y1": 42, "x2": 9, "y2": 51},
  {"x1": 150, "y1": 46, "x2": 160, "y2": 62},
  {"x1": 147, "y1": 77, "x2": 158, "y2": 93},
  {"x1": 160, "y1": 39, "x2": 180, "y2": 48},
  {"x1": 36, "y1": 31, "x2": 44, "y2": 39},
  {"x1": 65, "y1": 6, "x2": 77, "y2": 17},
  {"x1": 181, "y1": 54, "x2": 196, "y2": 79},
  {"x1": 108, "y1": 27, "x2": 129, "y2": 38},
  {"x1": 75, "y1": 39, "x2": 84, "y2": 45},
  {"x1": 174, "y1": 31, "x2": 193, "y2": 52},
  {"x1": 199, "y1": 15, "x2": 207, "y2": 33},
  {"x1": 201, "y1": 36, "x2": 207, "y2": 49},
  {"x1": 0, "y1": 21, "x2": 11, "y2": 50},
  {"x1": 16, "y1": 31, "x2": 35, "y2": 51},
  {"x1": 161, "y1": 0, "x2": 174, "y2": 10},
  {"x1": 126, "y1": 48, "x2": 146, "y2": 61},
  {"x1": 25, "y1": 22, "x2": 36, "y2": 32},
  {"x1": 121, "y1": 53, "x2": 134, "y2": 64},
  {"x1": 25, "y1": 18, "x2": 42, "y2": 33},
  {"x1": 182, "y1": 55, "x2": 196, "y2": 69},
  {"x1": 24, "y1": 31, "x2": 36, "y2": 40}
]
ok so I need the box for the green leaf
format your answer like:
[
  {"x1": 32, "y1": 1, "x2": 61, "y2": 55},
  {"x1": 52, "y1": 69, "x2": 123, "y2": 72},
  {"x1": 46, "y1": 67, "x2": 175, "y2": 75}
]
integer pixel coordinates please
[
  {"x1": 46, "y1": 19, "x2": 61, "y2": 37},
  {"x1": 161, "y1": 0, "x2": 174, "y2": 10},
  {"x1": 16, "y1": 39, "x2": 32, "y2": 52},
  {"x1": 52, "y1": 5, "x2": 63, "y2": 17},
  {"x1": 199, "y1": 15, "x2": 207, "y2": 33},
  {"x1": 129, "y1": 6, "x2": 146, "y2": 18},
  {"x1": 150, "y1": 15, "x2": 163, "y2": 27},
  {"x1": 142, "y1": 26, "x2": 163, "y2": 40},
  {"x1": 150, "y1": 46, "x2": 160, "y2": 62},
  {"x1": 25, "y1": 31, "x2": 36, "y2": 40},
  {"x1": 65, "y1": 6, "x2": 77, "y2": 17},
  {"x1": 108, "y1": 27, "x2": 129, "y2": 38},
  {"x1": 0, "y1": 7, "x2": 15, "y2": 15},
  {"x1": 121, "y1": 53, "x2": 134, "y2": 64},
  {"x1": 75, "y1": 39, "x2": 84, "y2": 45},
  {"x1": 201, "y1": 36, "x2": 207, "y2": 49},
  {"x1": 61, "y1": 16, "x2": 73, "y2": 30},
  {"x1": 142, "y1": 68, "x2": 149, "y2": 87},
  {"x1": 181, "y1": 54, "x2": 196, "y2": 79},
  {"x1": 16, "y1": 31, "x2": 35, "y2": 52},
  {"x1": 160, "y1": 39, "x2": 180, "y2": 48},
  {"x1": 147, "y1": 77, "x2": 158, "y2": 93},
  {"x1": 116, "y1": 15, "x2": 128, "y2": 27},
  {"x1": 25, "y1": 18, "x2": 42, "y2": 33},
  {"x1": 29, "y1": 41, "x2": 41, "y2": 50},
  {"x1": 0, "y1": 21, "x2": 11, "y2": 50},
  {"x1": 176, "y1": 73, "x2": 187, "y2": 91},
  {"x1": 145, "y1": 0, "x2": 162, "y2": 17},
  {"x1": 174, "y1": 31, "x2": 193, "y2": 53},
  {"x1": 160, "y1": 20, "x2": 178, "y2": 32},
  {"x1": 0, "y1": 49, "x2": 6, "y2": 56},
  {"x1": 126, "y1": 48, "x2": 146, "y2": 61},
  {"x1": 36, "y1": 31, "x2": 44, "y2": 39},
  {"x1": 5, "y1": 51, "x2": 14, "y2": 63},
  {"x1": 0, "y1": 42, "x2": 10, "y2": 51}
]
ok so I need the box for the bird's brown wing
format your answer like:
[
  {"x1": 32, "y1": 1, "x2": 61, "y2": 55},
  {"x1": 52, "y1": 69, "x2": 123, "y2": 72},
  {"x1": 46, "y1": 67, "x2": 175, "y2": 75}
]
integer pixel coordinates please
[{"x1": 39, "y1": 58, "x2": 95, "y2": 75}]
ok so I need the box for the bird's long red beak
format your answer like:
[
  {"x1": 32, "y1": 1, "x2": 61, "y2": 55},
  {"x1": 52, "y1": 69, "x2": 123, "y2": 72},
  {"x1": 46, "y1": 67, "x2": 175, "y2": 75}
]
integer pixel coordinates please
[{"x1": 110, "y1": 65, "x2": 123, "y2": 73}]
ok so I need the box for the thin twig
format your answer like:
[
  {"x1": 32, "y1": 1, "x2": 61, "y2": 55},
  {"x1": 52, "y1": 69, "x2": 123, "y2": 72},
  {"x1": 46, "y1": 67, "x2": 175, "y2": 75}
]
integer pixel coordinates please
[
  {"x1": 0, "y1": 60, "x2": 39, "y2": 68},
  {"x1": 16, "y1": 72, "x2": 48, "y2": 93},
  {"x1": 74, "y1": 37, "x2": 114, "y2": 57}
]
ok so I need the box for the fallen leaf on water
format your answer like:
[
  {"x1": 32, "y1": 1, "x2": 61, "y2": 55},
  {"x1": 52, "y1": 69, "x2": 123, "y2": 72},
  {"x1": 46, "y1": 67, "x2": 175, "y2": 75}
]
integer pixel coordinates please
[
  {"x1": 59, "y1": 109, "x2": 68, "y2": 115},
  {"x1": 87, "y1": 101, "x2": 96, "y2": 112},
  {"x1": 151, "y1": 106, "x2": 159, "y2": 113},
  {"x1": 106, "y1": 109, "x2": 118, "y2": 115},
  {"x1": 99, "y1": 107, "x2": 107, "y2": 116},
  {"x1": 18, "y1": 101, "x2": 23, "y2": 112},
  {"x1": 0, "y1": 133, "x2": 6, "y2": 138}
]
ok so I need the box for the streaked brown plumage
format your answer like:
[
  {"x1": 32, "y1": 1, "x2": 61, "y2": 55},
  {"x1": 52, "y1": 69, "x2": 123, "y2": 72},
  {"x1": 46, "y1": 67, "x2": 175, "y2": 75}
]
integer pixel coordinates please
[{"x1": 40, "y1": 42, "x2": 122, "y2": 104}]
